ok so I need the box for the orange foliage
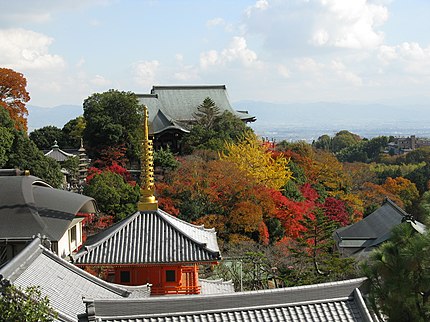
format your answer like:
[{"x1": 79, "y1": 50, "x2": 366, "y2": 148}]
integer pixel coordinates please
[
  {"x1": 382, "y1": 177, "x2": 419, "y2": 208},
  {"x1": 360, "y1": 182, "x2": 404, "y2": 210},
  {"x1": 194, "y1": 214, "x2": 228, "y2": 235},
  {"x1": 229, "y1": 201, "x2": 263, "y2": 233},
  {"x1": 0, "y1": 68, "x2": 30, "y2": 132}
]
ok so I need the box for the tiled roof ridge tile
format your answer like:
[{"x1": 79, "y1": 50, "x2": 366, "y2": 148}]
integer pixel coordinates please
[
  {"x1": 383, "y1": 197, "x2": 410, "y2": 217},
  {"x1": 0, "y1": 238, "x2": 42, "y2": 280},
  {"x1": 41, "y1": 245, "x2": 131, "y2": 297},
  {"x1": 158, "y1": 208, "x2": 217, "y2": 233},
  {"x1": 90, "y1": 277, "x2": 368, "y2": 303},
  {"x1": 155, "y1": 209, "x2": 220, "y2": 258},
  {"x1": 152, "y1": 85, "x2": 226, "y2": 92},
  {"x1": 91, "y1": 296, "x2": 356, "y2": 320}
]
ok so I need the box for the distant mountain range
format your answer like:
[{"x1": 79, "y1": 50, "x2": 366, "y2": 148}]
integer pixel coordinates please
[
  {"x1": 235, "y1": 101, "x2": 430, "y2": 141},
  {"x1": 27, "y1": 105, "x2": 84, "y2": 132},
  {"x1": 27, "y1": 101, "x2": 430, "y2": 141}
]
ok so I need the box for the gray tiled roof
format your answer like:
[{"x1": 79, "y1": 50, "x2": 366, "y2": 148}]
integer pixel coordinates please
[
  {"x1": 82, "y1": 278, "x2": 374, "y2": 322},
  {"x1": 199, "y1": 278, "x2": 235, "y2": 295},
  {"x1": 334, "y1": 198, "x2": 426, "y2": 258},
  {"x1": 336, "y1": 198, "x2": 406, "y2": 240},
  {"x1": 138, "y1": 94, "x2": 189, "y2": 135},
  {"x1": 137, "y1": 85, "x2": 255, "y2": 135},
  {"x1": 0, "y1": 175, "x2": 98, "y2": 241},
  {"x1": 45, "y1": 147, "x2": 75, "y2": 162},
  {"x1": 151, "y1": 85, "x2": 255, "y2": 123},
  {"x1": 0, "y1": 238, "x2": 150, "y2": 322},
  {"x1": 74, "y1": 210, "x2": 221, "y2": 265}
]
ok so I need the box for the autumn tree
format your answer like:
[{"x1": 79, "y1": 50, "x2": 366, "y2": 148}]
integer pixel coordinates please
[
  {"x1": 157, "y1": 157, "x2": 278, "y2": 243},
  {"x1": 0, "y1": 68, "x2": 30, "y2": 132},
  {"x1": 382, "y1": 177, "x2": 419, "y2": 210},
  {"x1": 287, "y1": 208, "x2": 357, "y2": 286},
  {"x1": 83, "y1": 90, "x2": 143, "y2": 163},
  {"x1": 221, "y1": 132, "x2": 292, "y2": 190}
]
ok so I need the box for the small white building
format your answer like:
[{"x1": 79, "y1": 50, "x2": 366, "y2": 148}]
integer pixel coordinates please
[{"x1": 0, "y1": 170, "x2": 98, "y2": 264}]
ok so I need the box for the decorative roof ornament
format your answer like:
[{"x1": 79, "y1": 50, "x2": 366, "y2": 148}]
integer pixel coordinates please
[{"x1": 138, "y1": 105, "x2": 158, "y2": 211}]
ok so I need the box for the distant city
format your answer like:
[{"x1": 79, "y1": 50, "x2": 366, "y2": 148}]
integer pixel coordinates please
[
  {"x1": 27, "y1": 100, "x2": 430, "y2": 143},
  {"x1": 252, "y1": 124, "x2": 430, "y2": 143}
]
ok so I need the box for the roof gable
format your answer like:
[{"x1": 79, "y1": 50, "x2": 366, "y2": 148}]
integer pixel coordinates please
[
  {"x1": 0, "y1": 238, "x2": 141, "y2": 322},
  {"x1": 0, "y1": 175, "x2": 97, "y2": 241},
  {"x1": 74, "y1": 210, "x2": 221, "y2": 265},
  {"x1": 336, "y1": 198, "x2": 406, "y2": 240}
]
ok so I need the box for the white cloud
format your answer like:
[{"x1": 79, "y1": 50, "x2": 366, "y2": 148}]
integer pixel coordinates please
[
  {"x1": 377, "y1": 42, "x2": 430, "y2": 77},
  {"x1": 277, "y1": 64, "x2": 290, "y2": 78},
  {"x1": 90, "y1": 75, "x2": 111, "y2": 86},
  {"x1": 207, "y1": 18, "x2": 225, "y2": 27},
  {"x1": 200, "y1": 36, "x2": 260, "y2": 69},
  {"x1": 296, "y1": 57, "x2": 323, "y2": 73},
  {"x1": 0, "y1": 28, "x2": 65, "y2": 70},
  {"x1": 76, "y1": 57, "x2": 86, "y2": 68},
  {"x1": 330, "y1": 60, "x2": 363, "y2": 85},
  {"x1": 200, "y1": 50, "x2": 219, "y2": 69},
  {"x1": 245, "y1": 0, "x2": 269, "y2": 17},
  {"x1": 243, "y1": 0, "x2": 388, "y2": 54},
  {"x1": 133, "y1": 60, "x2": 160, "y2": 87}
]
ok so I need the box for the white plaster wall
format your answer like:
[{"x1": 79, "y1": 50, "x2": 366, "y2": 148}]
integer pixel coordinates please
[{"x1": 57, "y1": 232, "x2": 70, "y2": 258}]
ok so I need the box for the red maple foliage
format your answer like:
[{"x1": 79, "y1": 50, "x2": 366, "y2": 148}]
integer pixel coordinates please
[{"x1": 320, "y1": 197, "x2": 350, "y2": 226}]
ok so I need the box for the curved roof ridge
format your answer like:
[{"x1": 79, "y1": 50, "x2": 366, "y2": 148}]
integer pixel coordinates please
[
  {"x1": 158, "y1": 208, "x2": 217, "y2": 233},
  {"x1": 41, "y1": 245, "x2": 130, "y2": 297},
  {"x1": 76, "y1": 211, "x2": 141, "y2": 255},
  {"x1": 157, "y1": 209, "x2": 219, "y2": 254},
  {"x1": 156, "y1": 209, "x2": 219, "y2": 255}
]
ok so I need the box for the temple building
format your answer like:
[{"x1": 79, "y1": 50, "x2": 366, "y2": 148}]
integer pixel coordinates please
[
  {"x1": 0, "y1": 169, "x2": 98, "y2": 265},
  {"x1": 73, "y1": 106, "x2": 222, "y2": 295},
  {"x1": 44, "y1": 139, "x2": 89, "y2": 192},
  {"x1": 137, "y1": 85, "x2": 256, "y2": 152}
]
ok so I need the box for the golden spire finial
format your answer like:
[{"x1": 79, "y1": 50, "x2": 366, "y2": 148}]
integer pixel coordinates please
[{"x1": 138, "y1": 105, "x2": 158, "y2": 211}]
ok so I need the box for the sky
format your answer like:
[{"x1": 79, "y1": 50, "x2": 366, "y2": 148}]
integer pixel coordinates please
[{"x1": 1, "y1": 0, "x2": 430, "y2": 108}]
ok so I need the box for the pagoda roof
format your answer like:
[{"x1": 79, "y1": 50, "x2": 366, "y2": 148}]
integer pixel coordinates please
[
  {"x1": 81, "y1": 278, "x2": 373, "y2": 322},
  {"x1": 73, "y1": 209, "x2": 221, "y2": 265},
  {"x1": 0, "y1": 175, "x2": 98, "y2": 241},
  {"x1": 44, "y1": 141, "x2": 75, "y2": 162}
]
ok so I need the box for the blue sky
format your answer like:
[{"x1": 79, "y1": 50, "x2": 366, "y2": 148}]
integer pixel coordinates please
[{"x1": 1, "y1": 0, "x2": 430, "y2": 107}]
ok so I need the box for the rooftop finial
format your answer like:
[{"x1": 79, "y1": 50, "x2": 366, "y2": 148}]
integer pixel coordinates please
[{"x1": 138, "y1": 105, "x2": 158, "y2": 211}]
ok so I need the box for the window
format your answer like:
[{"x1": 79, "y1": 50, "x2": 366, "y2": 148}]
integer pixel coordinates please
[
  {"x1": 166, "y1": 270, "x2": 176, "y2": 282},
  {"x1": 70, "y1": 226, "x2": 77, "y2": 244},
  {"x1": 120, "y1": 271, "x2": 131, "y2": 283}
]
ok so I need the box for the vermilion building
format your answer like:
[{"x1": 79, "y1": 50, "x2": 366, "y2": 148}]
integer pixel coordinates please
[{"x1": 73, "y1": 106, "x2": 221, "y2": 295}]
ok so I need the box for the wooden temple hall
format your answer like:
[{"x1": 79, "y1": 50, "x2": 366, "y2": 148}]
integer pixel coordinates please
[{"x1": 73, "y1": 106, "x2": 222, "y2": 295}]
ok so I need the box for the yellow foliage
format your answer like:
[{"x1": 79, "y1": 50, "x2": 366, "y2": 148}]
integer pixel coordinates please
[{"x1": 221, "y1": 133, "x2": 292, "y2": 190}]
